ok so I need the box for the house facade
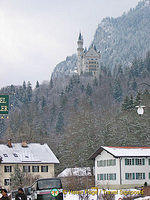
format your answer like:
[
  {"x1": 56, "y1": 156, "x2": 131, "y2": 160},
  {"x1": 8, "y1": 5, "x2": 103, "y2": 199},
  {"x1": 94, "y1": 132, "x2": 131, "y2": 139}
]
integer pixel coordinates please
[
  {"x1": 0, "y1": 141, "x2": 59, "y2": 190},
  {"x1": 90, "y1": 146, "x2": 150, "y2": 188}
]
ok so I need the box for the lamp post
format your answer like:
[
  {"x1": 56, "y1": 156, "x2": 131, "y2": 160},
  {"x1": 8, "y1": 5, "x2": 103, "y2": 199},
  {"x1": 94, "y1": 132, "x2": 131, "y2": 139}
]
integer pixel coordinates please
[
  {"x1": 135, "y1": 105, "x2": 145, "y2": 115},
  {"x1": 135, "y1": 100, "x2": 145, "y2": 116}
]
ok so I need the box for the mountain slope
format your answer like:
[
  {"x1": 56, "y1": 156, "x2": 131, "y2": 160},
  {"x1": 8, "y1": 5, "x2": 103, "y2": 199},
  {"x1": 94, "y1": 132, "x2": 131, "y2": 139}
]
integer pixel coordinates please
[
  {"x1": 52, "y1": 0, "x2": 150, "y2": 77},
  {"x1": 93, "y1": 0, "x2": 150, "y2": 70}
]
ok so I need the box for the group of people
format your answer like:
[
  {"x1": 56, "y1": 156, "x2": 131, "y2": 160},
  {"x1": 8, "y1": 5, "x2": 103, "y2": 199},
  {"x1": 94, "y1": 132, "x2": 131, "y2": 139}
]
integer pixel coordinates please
[{"x1": 0, "y1": 188, "x2": 27, "y2": 200}]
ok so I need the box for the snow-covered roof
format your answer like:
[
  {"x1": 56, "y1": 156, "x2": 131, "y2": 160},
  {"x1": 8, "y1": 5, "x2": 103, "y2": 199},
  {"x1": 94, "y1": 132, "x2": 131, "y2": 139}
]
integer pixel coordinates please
[
  {"x1": 90, "y1": 146, "x2": 150, "y2": 159},
  {"x1": 58, "y1": 167, "x2": 92, "y2": 177},
  {"x1": 0, "y1": 143, "x2": 59, "y2": 164}
]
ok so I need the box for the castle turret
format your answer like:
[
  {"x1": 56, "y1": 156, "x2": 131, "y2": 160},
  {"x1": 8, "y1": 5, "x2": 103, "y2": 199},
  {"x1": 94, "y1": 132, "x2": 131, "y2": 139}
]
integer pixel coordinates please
[{"x1": 77, "y1": 33, "x2": 84, "y2": 75}]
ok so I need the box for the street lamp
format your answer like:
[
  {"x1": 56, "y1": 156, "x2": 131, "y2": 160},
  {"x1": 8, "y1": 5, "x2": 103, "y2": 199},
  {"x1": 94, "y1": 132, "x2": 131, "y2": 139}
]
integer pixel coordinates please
[{"x1": 135, "y1": 105, "x2": 146, "y2": 115}]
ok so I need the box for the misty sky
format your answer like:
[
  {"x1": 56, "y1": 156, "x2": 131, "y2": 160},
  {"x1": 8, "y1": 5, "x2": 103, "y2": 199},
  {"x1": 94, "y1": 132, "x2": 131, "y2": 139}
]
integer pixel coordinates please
[{"x1": 0, "y1": 0, "x2": 140, "y2": 88}]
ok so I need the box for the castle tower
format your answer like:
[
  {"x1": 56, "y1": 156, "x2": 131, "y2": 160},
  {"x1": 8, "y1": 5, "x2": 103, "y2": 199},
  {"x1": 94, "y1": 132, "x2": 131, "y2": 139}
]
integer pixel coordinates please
[{"x1": 77, "y1": 33, "x2": 84, "y2": 75}]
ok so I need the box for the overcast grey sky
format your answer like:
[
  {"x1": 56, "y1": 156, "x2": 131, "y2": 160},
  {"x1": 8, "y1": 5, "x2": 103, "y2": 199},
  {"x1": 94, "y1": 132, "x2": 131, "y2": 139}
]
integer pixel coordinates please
[{"x1": 0, "y1": 0, "x2": 140, "y2": 88}]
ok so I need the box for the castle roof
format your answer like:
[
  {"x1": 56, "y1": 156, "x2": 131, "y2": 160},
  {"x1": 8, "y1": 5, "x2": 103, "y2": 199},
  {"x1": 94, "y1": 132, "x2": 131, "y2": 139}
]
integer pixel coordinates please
[{"x1": 78, "y1": 33, "x2": 82, "y2": 40}]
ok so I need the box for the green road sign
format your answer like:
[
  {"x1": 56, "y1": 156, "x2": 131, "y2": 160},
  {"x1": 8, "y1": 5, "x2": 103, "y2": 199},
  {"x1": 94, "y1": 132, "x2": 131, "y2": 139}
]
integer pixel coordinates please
[{"x1": 0, "y1": 95, "x2": 9, "y2": 114}]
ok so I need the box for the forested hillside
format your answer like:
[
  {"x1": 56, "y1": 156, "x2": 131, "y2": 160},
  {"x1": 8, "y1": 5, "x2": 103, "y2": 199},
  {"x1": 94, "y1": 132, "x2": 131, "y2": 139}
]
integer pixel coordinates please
[
  {"x1": 52, "y1": 0, "x2": 150, "y2": 78},
  {"x1": 0, "y1": 52, "x2": 150, "y2": 174}
]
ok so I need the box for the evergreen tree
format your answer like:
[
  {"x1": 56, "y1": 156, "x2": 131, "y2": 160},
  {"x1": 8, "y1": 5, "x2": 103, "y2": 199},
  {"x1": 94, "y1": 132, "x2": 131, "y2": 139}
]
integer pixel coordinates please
[
  {"x1": 36, "y1": 81, "x2": 40, "y2": 88},
  {"x1": 23, "y1": 81, "x2": 26, "y2": 90},
  {"x1": 86, "y1": 83, "x2": 92, "y2": 96},
  {"x1": 10, "y1": 85, "x2": 15, "y2": 94},
  {"x1": 50, "y1": 78, "x2": 54, "y2": 89},
  {"x1": 80, "y1": 84, "x2": 84, "y2": 93},
  {"x1": 41, "y1": 96, "x2": 46, "y2": 109},
  {"x1": 60, "y1": 92, "x2": 67, "y2": 108},
  {"x1": 135, "y1": 91, "x2": 142, "y2": 106},
  {"x1": 113, "y1": 79, "x2": 122, "y2": 102},
  {"x1": 128, "y1": 95, "x2": 134, "y2": 109},
  {"x1": 93, "y1": 78, "x2": 98, "y2": 86},
  {"x1": 122, "y1": 96, "x2": 130, "y2": 110},
  {"x1": 26, "y1": 81, "x2": 32, "y2": 102},
  {"x1": 56, "y1": 112, "x2": 64, "y2": 133},
  {"x1": 73, "y1": 98, "x2": 79, "y2": 110},
  {"x1": 132, "y1": 80, "x2": 137, "y2": 91}
]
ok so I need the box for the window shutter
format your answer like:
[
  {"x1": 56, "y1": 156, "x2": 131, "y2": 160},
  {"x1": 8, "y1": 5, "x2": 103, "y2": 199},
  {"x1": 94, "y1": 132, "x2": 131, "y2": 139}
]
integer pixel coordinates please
[
  {"x1": 97, "y1": 174, "x2": 99, "y2": 180},
  {"x1": 133, "y1": 173, "x2": 135, "y2": 179},
  {"x1": 100, "y1": 174, "x2": 103, "y2": 180},
  {"x1": 143, "y1": 173, "x2": 145, "y2": 179},
  {"x1": 125, "y1": 173, "x2": 128, "y2": 180},
  {"x1": 132, "y1": 159, "x2": 134, "y2": 165},
  {"x1": 136, "y1": 173, "x2": 138, "y2": 179},
  {"x1": 135, "y1": 159, "x2": 138, "y2": 165},
  {"x1": 142, "y1": 158, "x2": 145, "y2": 165},
  {"x1": 149, "y1": 173, "x2": 150, "y2": 179},
  {"x1": 125, "y1": 159, "x2": 128, "y2": 165}
]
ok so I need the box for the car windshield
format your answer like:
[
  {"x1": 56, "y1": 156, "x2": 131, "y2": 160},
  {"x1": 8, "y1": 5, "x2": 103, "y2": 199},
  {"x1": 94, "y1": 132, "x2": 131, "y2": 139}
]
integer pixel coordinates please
[{"x1": 37, "y1": 179, "x2": 62, "y2": 190}]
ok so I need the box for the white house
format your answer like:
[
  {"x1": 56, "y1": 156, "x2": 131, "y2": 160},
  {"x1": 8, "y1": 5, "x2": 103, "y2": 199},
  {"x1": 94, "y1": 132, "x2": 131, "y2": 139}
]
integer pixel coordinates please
[
  {"x1": 0, "y1": 140, "x2": 59, "y2": 190},
  {"x1": 90, "y1": 146, "x2": 150, "y2": 188}
]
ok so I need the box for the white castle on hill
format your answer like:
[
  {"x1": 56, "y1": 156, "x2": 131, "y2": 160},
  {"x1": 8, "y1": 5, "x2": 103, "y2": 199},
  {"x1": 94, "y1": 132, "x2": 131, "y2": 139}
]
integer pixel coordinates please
[{"x1": 77, "y1": 33, "x2": 101, "y2": 76}]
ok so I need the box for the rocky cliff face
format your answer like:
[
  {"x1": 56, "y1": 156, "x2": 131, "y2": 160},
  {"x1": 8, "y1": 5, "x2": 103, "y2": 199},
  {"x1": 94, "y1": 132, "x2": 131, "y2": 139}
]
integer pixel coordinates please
[
  {"x1": 52, "y1": 0, "x2": 150, "y2": 77},
  {"x1": 52, "y1": 54, "x2": 77, "y2": 78},
  {"x1": 93, "y1": 0, "x2": 150, "y2": 71}
]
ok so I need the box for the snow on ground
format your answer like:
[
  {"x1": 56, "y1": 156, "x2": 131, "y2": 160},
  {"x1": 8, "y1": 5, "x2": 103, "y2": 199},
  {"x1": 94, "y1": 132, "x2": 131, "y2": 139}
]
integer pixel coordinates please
[
  {"x1": 136, "y1": 197, "x2": 150, "y2": 200},
  {"x1": 63, "y1": 188, "x2": 143, "y2": 200}
]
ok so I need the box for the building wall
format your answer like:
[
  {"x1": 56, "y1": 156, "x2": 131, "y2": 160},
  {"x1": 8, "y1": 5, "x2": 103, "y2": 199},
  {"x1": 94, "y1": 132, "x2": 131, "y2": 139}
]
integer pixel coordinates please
[
  {"x1": 83, "y1": 49, "x2": 100, "y2": 76},
  {"x1": 0, "y1": 163, "x2": 54, "y2": 190},
  {"x1": 121, "y1": 157, "x2": 150, "y2": 185},
  {"x1": 95, "y1": 150, "x2": 120, "y2": 187},
  {"x1": 95, "y1": 150, "x2": 150, "y2": 188}
]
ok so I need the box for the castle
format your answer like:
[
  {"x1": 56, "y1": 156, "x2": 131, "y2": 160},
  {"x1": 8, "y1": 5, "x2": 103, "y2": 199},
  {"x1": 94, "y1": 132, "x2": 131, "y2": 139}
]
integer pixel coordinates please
[{"x1": 77, "y1": 33, "x2": 101, "y2": 76}]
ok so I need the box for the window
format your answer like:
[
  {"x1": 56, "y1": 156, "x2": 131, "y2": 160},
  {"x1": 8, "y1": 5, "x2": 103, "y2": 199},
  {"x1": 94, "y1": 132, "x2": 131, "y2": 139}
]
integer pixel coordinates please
[
  {"x1": 4, "y1": 166, "x2": 12, "y2": 172},
  {"x1": 135, "y1": 158, "x2": 145, "y2": 165},
  {"x1": 23, "y1": 166, "x2": 30, "y2": 172},
  {"x1": 97, "y1": 159, "x2": 116, "y2": 167},
  {"x1": 97, "y1": 173, "x2": 116, "y2": 181},
  {"x1": 125, "y1": 173, "x2": 135, "y2": 180},
  {"x1": 4, "y1": 179, "x2": 11, "y2": 186},
  {"x1": 41, "y1": 166, "x2": 48, "y2": 172},
  {"x1": 32, "y1": 166, "x2": 39, "y2": 172},
  {"x1": 25, "y1": 156, "x2": 29, "y2": 158},
  {"x1": 136, "y1": 173, "x2": 145, "y2": 180},
  {"x1": 125, "y1": 159, "x2": 132, "y2": 165},
  {"x1": 3, "y1": 154, "x2": 8, "y2": 157},
  {"x1": 125, "y1": 158, "x2": 144, "y2": 165}
]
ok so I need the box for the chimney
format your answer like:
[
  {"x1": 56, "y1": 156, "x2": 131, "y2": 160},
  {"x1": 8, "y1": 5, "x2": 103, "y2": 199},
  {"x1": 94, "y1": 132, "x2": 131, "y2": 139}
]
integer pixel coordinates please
[
  {"x1": 7, "y1": 139, "x2": 12, "y2": 148},
  {"x1": 22, "y1": 141, "x2": 28, "y2": 147}
]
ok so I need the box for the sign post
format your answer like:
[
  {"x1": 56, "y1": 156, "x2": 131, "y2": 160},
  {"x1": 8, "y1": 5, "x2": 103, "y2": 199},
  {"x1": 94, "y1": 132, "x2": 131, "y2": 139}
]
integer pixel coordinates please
[{"x1": 0, "y1": 95, "x2": 9, "y2": 115}]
